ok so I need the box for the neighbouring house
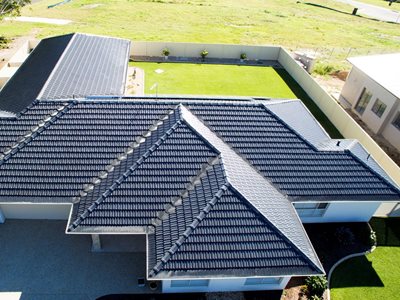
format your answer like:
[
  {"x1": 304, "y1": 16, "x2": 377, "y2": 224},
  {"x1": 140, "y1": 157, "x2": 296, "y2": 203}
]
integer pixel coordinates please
[
  {"x1": 340, "y1": 53, "x2": 400, "y2": 151},
  {"x1": 1, "y1": 34, "x2": 400, "y2": 294}
]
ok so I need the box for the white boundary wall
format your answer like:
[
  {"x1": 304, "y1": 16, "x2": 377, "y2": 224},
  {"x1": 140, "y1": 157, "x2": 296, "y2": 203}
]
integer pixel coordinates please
[{"x1": 131, "y1": 41, "x2": 281, "y2": 61}]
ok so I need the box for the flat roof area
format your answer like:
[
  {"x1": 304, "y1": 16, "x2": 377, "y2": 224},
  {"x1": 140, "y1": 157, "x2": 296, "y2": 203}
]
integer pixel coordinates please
[{"x1": 348, "y1": 53, "x2": 400, "y2": 99}]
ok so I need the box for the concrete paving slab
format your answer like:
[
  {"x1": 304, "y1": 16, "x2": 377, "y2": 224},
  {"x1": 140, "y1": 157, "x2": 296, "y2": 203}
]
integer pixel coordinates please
[{"x1": 0, "y1": 220, "x2": 158, "y2": 300}]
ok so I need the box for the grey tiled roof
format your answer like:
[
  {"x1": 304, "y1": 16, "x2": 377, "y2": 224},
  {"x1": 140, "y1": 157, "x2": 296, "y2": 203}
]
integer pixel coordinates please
[
  {"x1": 1, "y1": 97, "x2": 400, "y2": 279},
  {"x1": 0, "y1": 33, "x2": 130, "y2": 115}
]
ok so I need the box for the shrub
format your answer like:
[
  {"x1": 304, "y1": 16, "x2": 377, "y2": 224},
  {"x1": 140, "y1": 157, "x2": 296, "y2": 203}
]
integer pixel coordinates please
[
  {"x1": 200, "y1": 49, "x2": 208, "y2": 59},
  {"x1": 162, "y1": 48, "x2": 170, "y2": 56},
  {"x1": 313, "y1": 62, "x2": 336, "y2": 76},
  {"x1": 0, "y1": 36, "x2": 10, "y2": 49},
  {"x1": 240, "y1": 52, "x2": 247, "y2": 60},
  {"x1": 305, "y1": 275, "x2": 327, "y2": 298},
  {"x1": 335, "y1": 226, "x2": 355, "y2": 246},
  {"x1": 370, "y1": 230, "x2": 377, "y2": 247}
]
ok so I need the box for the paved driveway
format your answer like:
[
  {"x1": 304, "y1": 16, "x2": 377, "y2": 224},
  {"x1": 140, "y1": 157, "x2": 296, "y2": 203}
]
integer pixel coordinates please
[
  {"x1": 0, "y1": 220, "x2": 157, "y2": 300},
  {"x1": 335, "y1": 0, "x2": 400, "y2": 22}
]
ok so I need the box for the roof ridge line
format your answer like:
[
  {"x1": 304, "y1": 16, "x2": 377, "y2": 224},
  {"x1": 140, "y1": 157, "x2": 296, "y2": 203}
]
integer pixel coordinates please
[
  {"x1": 149, "y1": 155, "x2": 221, "y2": 227},
  {"x1": 0, "y1": 102, "x2": 73, "y2": 165},
  {"x1": 149, "y1": 183, "x2": 229, "y2": 278},
  {"x1": 36, "y1": 33, "x2": 77, "y2": 100},
  {"x1": 68, "y1": 106, "x2": 182, "y2": 231},
  {"x1": 179, "y1": 105, "x2": 324, "y2": 273}
]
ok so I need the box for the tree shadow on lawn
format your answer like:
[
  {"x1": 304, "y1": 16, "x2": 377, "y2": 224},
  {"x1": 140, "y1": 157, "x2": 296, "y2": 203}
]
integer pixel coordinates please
[
  {"x1": 370, "y1": 217, "x2": 400, "y2": 246},
  {"x1": 273, "y1": 67, "x2": 343, "y2": 139},
  {"x1": 331, "y1": 255, "x2": 384, "y2": 288}
]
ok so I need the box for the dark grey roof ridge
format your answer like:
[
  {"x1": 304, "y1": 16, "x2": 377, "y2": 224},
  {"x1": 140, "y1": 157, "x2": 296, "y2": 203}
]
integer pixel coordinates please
[
  {"x1": 149, "y1": 183, "x2": 230, "y2": 277},
  {"x1": 149, "y1": 155, "x2": 222, "y2": 228}
]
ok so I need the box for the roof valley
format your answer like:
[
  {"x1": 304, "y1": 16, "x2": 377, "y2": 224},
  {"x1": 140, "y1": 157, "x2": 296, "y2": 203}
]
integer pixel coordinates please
[
  {"x1": 0, "y1": 102, "x2": 74, "y2": 164},
  {"x1": 68, "y1": 106, "x2": 183, "y2": 231}
]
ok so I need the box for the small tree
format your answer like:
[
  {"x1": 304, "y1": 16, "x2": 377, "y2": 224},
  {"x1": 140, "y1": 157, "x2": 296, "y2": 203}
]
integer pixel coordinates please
[
  {"x1": 0, "y1": 0, "x2": 31, "y2": 19},
  {"x1": 162, "y1": 48, "x2": 170, "y2": 57},
  {"x1": 305, "y1": 276, "x2": 327, "y2": 298}
]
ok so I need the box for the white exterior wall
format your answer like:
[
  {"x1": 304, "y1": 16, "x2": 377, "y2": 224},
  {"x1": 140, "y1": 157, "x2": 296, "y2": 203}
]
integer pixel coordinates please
[
  {"x1": 298, "y1": 201, "x2": 381, "y2": 223},
  {"x1": 341, "y1": 67, "x2": 399, "y2": 134},
  {"x1": 381, "y1": 108, "x2": 400, "y2": 150},
  {"x1": 162, "y1": 276, "x2": 290, "y2": 293},
  {"x1": 0, "y1": 203, "x2": 71, "y2": 220}
]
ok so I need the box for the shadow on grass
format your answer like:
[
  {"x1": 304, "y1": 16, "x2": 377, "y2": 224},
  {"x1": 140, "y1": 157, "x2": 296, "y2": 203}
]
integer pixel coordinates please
[
  {"x1": 303, "y1": 2, "x2": 392, "y2": 23},
  {"x1": 274, "y1": 67, "x2": 343, "y2": 139},
  {"x1": 331, "y1": 255, "x2": 384, "y2": 288},
  {"x1": 370, "y1": 217, "x2": 400, "y2": 246}
]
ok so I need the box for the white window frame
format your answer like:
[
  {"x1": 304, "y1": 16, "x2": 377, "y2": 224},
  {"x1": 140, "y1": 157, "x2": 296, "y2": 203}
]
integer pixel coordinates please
[
  {"x1": 371, "y1": 99, "x2": 387, "y2": 118},
  {"x1": 392, "y1": 112, "x2": 400, "y2": 131},
  {"x1": 170, "y1": 279, "x2": 210, "y2": 288},
  {"x1": 355, "y1": 88, "x2": 372, "y2": 115},
  {"x1": 294, "y1": 202, "x2": 329, "y2": 217}
]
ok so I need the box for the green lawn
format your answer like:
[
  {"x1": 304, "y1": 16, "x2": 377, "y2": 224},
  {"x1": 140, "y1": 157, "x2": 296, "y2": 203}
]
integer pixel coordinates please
[
  {"x1": 132, "y1": 62, "x2": 342, "y2": 138},
  {"x1": 1, "y1": 0, "x2": 400, "y2": 69},
  {"x1": 132, "y1": 62, "x2": 296, "y2": 98},
  {"x1": 330, "y1": 218, "x2": 400, "y2": 300}
]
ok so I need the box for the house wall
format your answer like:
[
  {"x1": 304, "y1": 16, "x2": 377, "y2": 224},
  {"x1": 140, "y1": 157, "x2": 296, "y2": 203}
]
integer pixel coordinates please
[
  {"x1": 296, "y1": 201, "x2": 381, "y2": 223},
  {"x1": 340, "y1": 66, "x2": 400, "y2": 135},
  {"x1": 161, "y1": 276, "x2": 290, "y2": 293},
  {"x1": 374, "y1": 202, "x2": 400, "y2": 217},
  {"x1": 381, "y1": 107, "x2": 400, "y2": 150},
  {"x1": 0, "y1": 203, "x2": 71, "y2": 220}
]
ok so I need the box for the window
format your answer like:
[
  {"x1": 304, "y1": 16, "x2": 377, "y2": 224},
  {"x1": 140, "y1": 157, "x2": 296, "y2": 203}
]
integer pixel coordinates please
[
  {"x1": 245, "y1": 278, "x2": 282, "y2": 285},
  {"x1": 355, "y1": 88, "x2": 372, "y2": 115},
  {"x1": 171, "y1": 279, "x2": 209, "y2": 287},
  {"x1": 294, "y1": 202, "x2": 329, "y2": 217},
  {"x1": 371, "y1": 99, "x2": 387, "y2": 118},
  {"x1": 392, "y1": 113, "x2": 400, "y2": 130}
]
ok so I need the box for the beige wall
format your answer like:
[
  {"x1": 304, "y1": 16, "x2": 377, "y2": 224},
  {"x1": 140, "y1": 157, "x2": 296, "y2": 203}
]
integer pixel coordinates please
[
  {"x1": 341, "y1": 66, "x2": 400, "y2": 134},
  {"x1": 131, "y1": 41, "x2": 281, "y2": 61},
  {"x1": 277, "y1": 48, "x2": 400, "y2": 187}
]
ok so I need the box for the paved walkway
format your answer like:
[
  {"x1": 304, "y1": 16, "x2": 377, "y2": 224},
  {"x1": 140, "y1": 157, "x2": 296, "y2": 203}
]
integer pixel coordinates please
[
  {"x1": 335, "y1": 0, "x2": 400, "y2": 22},
  {"x1": 0, "y1": 220, "x2": 157, "y2": 300}
]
